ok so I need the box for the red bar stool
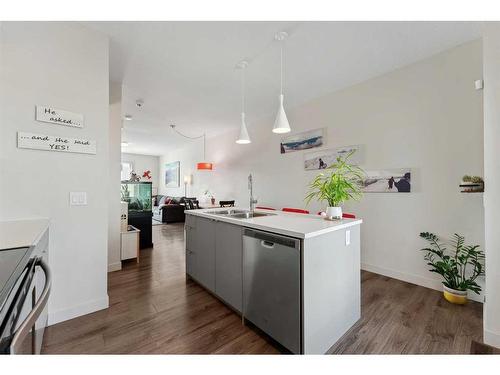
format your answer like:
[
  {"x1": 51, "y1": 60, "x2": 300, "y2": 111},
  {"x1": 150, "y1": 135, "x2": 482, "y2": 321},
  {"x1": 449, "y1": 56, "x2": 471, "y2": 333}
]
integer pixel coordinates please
[
  {"x1": 255, "y1": 206, "x2": 276, "y2": 211},
  {"x1": 282, "y1": 207, "x2": 310, "y2": 214}
]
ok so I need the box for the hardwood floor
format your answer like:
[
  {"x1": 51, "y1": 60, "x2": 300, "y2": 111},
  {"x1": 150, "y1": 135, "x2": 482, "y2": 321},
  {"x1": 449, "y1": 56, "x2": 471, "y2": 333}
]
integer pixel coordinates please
[{"x1": 42, "y1": 223, "x2": 483, "y2": 354}]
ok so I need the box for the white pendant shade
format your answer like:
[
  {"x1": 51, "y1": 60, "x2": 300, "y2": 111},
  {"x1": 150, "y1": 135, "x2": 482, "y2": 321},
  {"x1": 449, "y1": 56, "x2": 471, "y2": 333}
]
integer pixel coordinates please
[
  {"x1": 236, "y1": 112, "x2": 251, "y2": 144},
  {"x1": 272, "y1": 94, "x2": 291, "y2": 134}
]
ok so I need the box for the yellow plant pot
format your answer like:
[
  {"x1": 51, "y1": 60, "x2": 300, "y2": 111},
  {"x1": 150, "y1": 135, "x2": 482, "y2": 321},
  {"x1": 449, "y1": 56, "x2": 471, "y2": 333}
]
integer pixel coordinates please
[{"x1": 443, "y1": 285, "x2": 468, "y2": 304}]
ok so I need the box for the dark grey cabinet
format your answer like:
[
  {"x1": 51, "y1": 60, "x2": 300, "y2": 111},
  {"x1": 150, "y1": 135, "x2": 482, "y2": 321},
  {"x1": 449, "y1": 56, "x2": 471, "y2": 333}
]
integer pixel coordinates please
[
  {"x1": 185, "y1": 215, "x2": 243, "y2": 312},
  {"x1": 185, "y1": 215, "x2": 216, "y2": 292},
  {"x1": 196, "y1": 217, "x2": 216, "y2": 292},
  {"x1": 215, "y1": 222, "x2": 243, "y2": 312},
  {"x1": 185, "y1": 215, "x2": 197, "y2": 279}
]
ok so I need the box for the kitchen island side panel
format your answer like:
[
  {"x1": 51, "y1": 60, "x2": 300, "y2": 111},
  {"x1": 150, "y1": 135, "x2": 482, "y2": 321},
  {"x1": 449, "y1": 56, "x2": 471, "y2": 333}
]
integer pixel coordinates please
[{"x1": 302, "y1": 224, "x2": 361, "y2": 354}]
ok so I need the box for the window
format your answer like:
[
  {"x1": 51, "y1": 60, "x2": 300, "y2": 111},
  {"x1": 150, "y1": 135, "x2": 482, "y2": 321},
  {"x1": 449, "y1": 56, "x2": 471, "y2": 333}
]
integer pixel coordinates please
[{"x1": 121, "y1": 161, "x2": 133, "y2": 181}]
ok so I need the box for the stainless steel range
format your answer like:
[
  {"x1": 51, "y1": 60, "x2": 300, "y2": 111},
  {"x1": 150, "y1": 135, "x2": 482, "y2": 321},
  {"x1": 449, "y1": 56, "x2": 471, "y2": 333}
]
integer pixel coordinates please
[{"x1": 0, "y1": 244, "x2": 51, "y2": 354}]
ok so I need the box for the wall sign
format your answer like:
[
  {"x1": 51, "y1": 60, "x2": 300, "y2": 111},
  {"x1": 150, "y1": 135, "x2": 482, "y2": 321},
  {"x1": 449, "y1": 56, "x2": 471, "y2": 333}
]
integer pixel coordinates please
[
  {"x1": 17, "y1": 132, "x2": 96, "y2": 155},
  {"x1": 36, "y1": 105, "x2": 84, "y2": 128}
]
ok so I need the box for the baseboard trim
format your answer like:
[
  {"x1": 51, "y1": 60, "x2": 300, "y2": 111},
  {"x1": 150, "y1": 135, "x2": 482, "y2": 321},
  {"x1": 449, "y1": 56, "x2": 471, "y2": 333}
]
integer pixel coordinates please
[
  {"x1": 48, "y1": 295, "x2": 109, "y2": 326},
  {"x1": 361, "y1": 263, "x2": 484, "y2": 303},
  {"x1": 484, "y1": 329, "x2": 500, "y2": 349},
  {"x1": 108, "y1": 261, "x2": 122, "y2": 272}
]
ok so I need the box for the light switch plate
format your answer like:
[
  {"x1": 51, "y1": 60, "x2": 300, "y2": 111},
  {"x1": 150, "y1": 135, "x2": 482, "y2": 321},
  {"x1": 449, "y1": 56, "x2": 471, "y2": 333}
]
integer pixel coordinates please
[
  {"x1": 345, "y1": 230, "x2": 351, "y2": 246},
  {"x1": 70, "y1": 192, "x2": 87, "y2": 206}
]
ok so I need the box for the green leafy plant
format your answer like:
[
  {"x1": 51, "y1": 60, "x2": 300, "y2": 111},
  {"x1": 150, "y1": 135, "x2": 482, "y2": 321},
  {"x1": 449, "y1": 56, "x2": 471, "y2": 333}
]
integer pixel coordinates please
[
  {"x1": 462, "y1": 175, "x2": 483, "y2": 183},
  {"x1": 305, "y1": 151, "x2": 365, "y2": 207},
  {"x1": 419, "y1": 232, "x2": 485, "y2": 294}
]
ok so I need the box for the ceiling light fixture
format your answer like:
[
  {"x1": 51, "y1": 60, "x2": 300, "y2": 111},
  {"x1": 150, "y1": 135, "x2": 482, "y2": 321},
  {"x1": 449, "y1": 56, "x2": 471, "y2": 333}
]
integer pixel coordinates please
[
  {"x1": 170, "y1": 124, "x2": 213, "y2": 171},
  {"x1": 123, "y1": 114, "x2": 133, "y2": 121},
  {"x1": 235, "y1": 60, "x2": 251, "y2": 144},
  {"x1": 272, "y1": 31, "x2": 291, "y2": 134}
]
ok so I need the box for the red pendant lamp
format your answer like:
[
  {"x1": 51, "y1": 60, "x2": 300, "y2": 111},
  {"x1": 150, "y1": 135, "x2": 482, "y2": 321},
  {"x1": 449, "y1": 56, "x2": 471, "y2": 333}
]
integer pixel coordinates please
[
  {"x1": 197, "y1": 162, "x2": 213, "y2": 170},
  {"x1": 197, "y1": 133, "x2": 212, "y2": 170},
  {"x1": 170, "y1": 125, "x2": 213, "y2": 171}
]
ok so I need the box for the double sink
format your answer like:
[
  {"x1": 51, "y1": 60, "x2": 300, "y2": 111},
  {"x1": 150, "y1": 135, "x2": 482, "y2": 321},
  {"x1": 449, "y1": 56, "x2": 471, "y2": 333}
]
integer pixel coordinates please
[{"x1": 206, "y1": 209, "x2": 275, "y2": 219}]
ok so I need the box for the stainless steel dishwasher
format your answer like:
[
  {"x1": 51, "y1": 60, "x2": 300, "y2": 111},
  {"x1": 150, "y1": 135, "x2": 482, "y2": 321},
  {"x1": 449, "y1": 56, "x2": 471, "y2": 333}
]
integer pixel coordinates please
[{"x1": 242, "y1": 228, "x2": 301, "y2": 353}]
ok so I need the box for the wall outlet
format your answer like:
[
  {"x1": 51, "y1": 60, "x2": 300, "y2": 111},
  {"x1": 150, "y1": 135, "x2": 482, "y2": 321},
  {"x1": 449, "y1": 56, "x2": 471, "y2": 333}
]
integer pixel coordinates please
[
  {"x1": 345, "y1": 230, "x2": 351, "y2": 246},
  {"x1": 70, "y1": 192, "x2": 87, "y2": 206}
]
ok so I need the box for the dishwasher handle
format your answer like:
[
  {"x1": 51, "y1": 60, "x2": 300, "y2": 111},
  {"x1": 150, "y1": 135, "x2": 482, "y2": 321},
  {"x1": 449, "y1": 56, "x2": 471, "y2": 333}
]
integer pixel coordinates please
[
  {"x1": 243, "y1": 228, "x2": 299, "y2": 250},
  {"x1": 260, "y1": 240, "x2": 275, "y2": 249}
]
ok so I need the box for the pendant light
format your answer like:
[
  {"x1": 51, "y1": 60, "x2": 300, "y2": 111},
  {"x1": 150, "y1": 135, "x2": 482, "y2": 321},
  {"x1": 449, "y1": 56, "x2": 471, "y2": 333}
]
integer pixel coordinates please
[
  {"x1": 170, "y1": 125, "x2": 213, "y2": 170},
  {"x1": 196, "y1": 133, "x2": 213, "y2": 170},
  {"x1": 272, "y1": 31, "x2": 291, "y2": 134},
  {"x1": 236, "y1": 60, "x2": 251, "y2": 144}
]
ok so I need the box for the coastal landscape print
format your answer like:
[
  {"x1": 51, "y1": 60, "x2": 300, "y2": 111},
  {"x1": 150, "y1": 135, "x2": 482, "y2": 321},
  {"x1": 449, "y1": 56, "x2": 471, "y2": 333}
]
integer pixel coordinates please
[
  {"x1": 165, "y1": 161, "x2": 180, "y2": 188},
  {"x1": 304, "y1": 145, "x2": 362, "y2": 170},
  {"x1": 362, "y1": 169, "x2": 412, "y2": 193},
  {"x1": 280, "y1": 128, "x2": 324, "y2": 154}
]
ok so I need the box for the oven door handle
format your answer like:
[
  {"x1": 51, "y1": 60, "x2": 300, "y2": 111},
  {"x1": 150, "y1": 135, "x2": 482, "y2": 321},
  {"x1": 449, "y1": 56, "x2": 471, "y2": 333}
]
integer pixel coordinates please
[{"x1": 9, "y1": 258, "x2": 51, "y2": 354}]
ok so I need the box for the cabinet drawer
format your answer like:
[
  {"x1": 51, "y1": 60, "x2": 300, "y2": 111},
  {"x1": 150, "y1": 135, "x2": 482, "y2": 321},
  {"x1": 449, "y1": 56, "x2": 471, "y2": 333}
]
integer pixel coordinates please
[{"x1": 121, "y1": 231, "x2": 139, "y2": 260}]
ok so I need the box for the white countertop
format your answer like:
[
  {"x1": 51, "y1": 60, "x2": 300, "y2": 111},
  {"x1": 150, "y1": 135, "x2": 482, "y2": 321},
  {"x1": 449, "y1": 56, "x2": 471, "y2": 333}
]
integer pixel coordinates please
[
  {"x1": 185, "y1": 208, "x2": 362, "y2": 239},
  {"x1": 0, "y1": 218, "x2": 49, "y2": 250}
]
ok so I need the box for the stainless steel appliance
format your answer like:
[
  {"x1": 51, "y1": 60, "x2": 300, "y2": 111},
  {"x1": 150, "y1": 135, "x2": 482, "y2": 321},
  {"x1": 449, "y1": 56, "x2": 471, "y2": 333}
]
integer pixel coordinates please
[
  {"x1": 242, "y1": 228, "x2": 301, "y2": 353},
  {"x1": 0, "y1": 246, "x2": 51, "y2": 354}
]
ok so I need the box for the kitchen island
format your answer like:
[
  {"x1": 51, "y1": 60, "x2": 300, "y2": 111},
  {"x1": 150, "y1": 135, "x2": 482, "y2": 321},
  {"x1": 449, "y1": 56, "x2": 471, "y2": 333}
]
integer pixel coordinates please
[{"x1": 184, "y1": 208, "x2": 362, "y2": 354}]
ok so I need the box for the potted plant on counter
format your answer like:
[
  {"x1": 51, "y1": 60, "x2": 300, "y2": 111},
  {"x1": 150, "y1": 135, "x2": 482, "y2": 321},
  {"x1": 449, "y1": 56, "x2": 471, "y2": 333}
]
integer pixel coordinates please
[
  {"x1": 419, "y1": 232, "x2": 484, "y2": 304},
  {"x1": 305, "y1": 151, "x2": 365, "y2": 219}
]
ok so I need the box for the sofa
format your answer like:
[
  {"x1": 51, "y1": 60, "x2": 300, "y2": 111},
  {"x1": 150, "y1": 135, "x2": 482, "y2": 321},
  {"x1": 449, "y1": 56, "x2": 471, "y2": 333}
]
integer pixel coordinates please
[{"x1": 153, "y1": 195, "x2": 199, "y2": 223}]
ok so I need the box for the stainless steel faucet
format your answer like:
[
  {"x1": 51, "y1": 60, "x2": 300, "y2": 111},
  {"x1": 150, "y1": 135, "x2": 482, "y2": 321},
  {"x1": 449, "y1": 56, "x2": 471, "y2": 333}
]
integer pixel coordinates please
[{"x1": 248, "y1": 174, "x2": 258, "y2": 213}]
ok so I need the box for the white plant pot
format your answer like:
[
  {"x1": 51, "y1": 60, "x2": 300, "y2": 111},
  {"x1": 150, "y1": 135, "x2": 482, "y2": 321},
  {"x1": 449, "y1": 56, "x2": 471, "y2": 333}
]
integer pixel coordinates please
[{"x1": 326, "y1": 206, "x2": 342, "y2": 220}]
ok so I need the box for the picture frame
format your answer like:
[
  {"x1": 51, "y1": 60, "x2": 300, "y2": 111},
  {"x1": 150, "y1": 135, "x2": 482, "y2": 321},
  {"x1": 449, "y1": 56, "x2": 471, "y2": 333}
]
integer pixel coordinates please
[
  {"x1": 165, "y1": 161, "x2": 180, "y2": 188},
  {"x1": 304, "y1": 144, "x2": 362, "y2": 170},
  {"x1": 280, "y1": 128, "x2": 325, "y2": 154}
]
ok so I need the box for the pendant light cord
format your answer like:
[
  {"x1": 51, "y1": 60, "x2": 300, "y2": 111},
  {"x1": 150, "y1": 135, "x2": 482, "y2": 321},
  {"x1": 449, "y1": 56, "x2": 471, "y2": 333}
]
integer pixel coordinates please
[
  {"x1": 241, "y1": 66, "x2": 245, "y2": 113},
  {"x1": 280, "y1": 41, "x2": 283, "y2": 95},
  {"x1": 170, "y1": 124, "x2": 206, "y2": 160}
]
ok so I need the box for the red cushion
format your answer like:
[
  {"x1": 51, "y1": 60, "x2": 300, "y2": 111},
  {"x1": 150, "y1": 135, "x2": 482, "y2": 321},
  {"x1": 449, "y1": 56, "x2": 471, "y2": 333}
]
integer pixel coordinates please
[
  {"x1": 256, "y1": 206, "x2": 276, "y2": 211},
  {"x1": 282, "y1": 207, "x2": 310, "y2": 214}
]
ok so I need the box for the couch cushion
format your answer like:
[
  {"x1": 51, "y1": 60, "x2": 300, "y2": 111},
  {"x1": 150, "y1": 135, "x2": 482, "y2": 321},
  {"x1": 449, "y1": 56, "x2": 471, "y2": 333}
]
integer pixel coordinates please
[
  {"x1": 154, "y1": 195, "x2": 163, "y2": 206},
  {"x1": 170, "y1": 197, "x2": 181, "y2": 204}
]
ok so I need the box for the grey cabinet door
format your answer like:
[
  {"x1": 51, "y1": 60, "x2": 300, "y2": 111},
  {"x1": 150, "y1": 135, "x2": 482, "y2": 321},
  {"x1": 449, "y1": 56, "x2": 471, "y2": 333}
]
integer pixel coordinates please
[
  {"x1": 195, "y1": 217, "x2": 216, "y2": 292},
  {"x1": 215, "y1": 221, "x2": 243, "y2": 312},
  {"x1": 185, "y1": 215, "x2": 197, "y2": 278}
]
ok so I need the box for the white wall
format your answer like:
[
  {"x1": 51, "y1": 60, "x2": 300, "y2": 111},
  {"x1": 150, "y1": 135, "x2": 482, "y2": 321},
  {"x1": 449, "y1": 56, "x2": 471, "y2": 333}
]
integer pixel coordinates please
[
  {"x1": 0, "y1": 22, "x2": 110, "y2": 324},
  {"x1": 160, "y1": 40, "x2": 485, "y2": 300},
  {"x1": 108, "y1": 83, "x2": 122, "y2": 272},
  {"x1": 483, "y1": 24, "x2": 500, "y2": 348},
  {"x1": 122, "y1": 153, "x2": 159, "y2": 191}
]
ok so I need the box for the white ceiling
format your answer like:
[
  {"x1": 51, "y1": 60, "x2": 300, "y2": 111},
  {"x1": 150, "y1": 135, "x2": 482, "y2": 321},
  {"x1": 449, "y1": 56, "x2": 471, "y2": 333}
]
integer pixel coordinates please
[{"x1": 84, "y1": 21, "x2": 482, "y2": 155}]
